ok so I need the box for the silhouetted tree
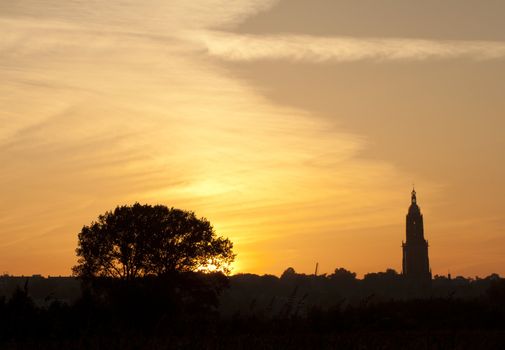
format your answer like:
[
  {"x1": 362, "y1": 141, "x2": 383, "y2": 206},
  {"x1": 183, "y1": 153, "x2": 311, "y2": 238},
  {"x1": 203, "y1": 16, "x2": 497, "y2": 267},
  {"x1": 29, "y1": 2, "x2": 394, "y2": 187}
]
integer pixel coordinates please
[
  {"x1": 72, "y1": 203, "x2": 235, "y2": 280},
  {"x1": 281, "y1": 267, "x2": 296, "y2": 279},
  {"x1": 330, "y1": 268, "x2": 357, "y2": 282}
]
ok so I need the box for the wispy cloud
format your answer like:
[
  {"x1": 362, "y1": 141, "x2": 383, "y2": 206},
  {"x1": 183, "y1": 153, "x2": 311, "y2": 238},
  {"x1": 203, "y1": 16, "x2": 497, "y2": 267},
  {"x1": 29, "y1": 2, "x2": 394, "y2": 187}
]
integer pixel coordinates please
[
  {"x1": 192, "y1": 31, "x2": 505, "y2": 62},
  {"x1": 1, "y1": 0, "x2": 455, "y2": 276}
]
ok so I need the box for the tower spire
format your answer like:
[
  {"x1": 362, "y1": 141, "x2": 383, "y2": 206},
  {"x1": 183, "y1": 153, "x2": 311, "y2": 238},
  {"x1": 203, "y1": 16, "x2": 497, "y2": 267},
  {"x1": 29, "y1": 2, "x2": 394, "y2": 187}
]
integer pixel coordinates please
[{"x1": 402, "y1": 187, "x2": 431, "y2": 282}]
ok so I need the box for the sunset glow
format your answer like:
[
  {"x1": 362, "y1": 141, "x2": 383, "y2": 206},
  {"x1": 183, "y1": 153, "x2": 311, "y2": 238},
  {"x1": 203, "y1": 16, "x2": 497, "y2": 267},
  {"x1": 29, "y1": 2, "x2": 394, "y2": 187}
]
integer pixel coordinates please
[{"x1": 1, "y1": 0, "x2": 504, "y2": 278}]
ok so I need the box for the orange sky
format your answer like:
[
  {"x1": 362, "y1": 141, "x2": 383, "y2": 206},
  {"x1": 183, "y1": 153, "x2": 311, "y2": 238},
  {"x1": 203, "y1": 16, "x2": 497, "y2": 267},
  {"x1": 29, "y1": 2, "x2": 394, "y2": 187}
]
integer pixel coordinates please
[{"x1": 1, "y1": 0, "x2": 504, "y2": 278}]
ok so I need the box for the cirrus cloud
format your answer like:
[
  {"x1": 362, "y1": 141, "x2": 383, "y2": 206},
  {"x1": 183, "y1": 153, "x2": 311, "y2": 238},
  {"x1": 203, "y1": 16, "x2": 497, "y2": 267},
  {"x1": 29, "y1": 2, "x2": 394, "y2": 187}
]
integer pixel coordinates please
[{"x1": 192, "y1": 30, "x2": 505, "y2": 62}]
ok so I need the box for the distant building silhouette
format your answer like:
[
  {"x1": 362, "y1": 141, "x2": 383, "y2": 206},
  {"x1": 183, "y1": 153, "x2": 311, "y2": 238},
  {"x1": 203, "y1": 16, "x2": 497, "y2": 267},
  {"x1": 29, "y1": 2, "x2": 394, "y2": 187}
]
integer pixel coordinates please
[{"x1": 402, "y1": 189, "x2": 431, "y2": 282}]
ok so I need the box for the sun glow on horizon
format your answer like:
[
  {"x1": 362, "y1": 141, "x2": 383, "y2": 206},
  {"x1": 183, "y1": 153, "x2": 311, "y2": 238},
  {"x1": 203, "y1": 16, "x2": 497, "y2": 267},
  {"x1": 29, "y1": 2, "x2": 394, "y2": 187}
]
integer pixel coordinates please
[{"x1": 1, "y1": 0, "x2": 504, "y2": 278}]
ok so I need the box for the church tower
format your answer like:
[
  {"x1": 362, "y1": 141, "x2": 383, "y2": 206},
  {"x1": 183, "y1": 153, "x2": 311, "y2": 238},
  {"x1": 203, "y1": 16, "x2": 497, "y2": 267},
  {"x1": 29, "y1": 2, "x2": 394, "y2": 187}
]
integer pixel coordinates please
[{"x1": 402, "y1": 189, "x2": 431, "y2": 281}]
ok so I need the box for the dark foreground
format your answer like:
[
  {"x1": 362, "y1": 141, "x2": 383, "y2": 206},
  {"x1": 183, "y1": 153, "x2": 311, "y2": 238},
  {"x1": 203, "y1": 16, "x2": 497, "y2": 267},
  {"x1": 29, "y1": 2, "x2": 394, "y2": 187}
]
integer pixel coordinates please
[
  {"x1": 3, "y1": 272, "x2": 505, "y2": 349},
  {"x1": 3, "y1": 331, "x2": 505, "y2": 350}
]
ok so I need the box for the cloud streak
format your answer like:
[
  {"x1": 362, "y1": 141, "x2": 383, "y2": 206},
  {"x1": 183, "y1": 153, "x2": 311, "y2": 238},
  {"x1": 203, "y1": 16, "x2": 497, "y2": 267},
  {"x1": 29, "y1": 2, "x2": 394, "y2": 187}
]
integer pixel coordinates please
[
  {"x1": 7, "y1": 0, "x2": 487, "y2": 277},
  {"x1": 1, "y1": 2, "x2": 413, "y2": 276},
  {"x1": 193, "y1": 31, "x2": 505, "y2": 62}
]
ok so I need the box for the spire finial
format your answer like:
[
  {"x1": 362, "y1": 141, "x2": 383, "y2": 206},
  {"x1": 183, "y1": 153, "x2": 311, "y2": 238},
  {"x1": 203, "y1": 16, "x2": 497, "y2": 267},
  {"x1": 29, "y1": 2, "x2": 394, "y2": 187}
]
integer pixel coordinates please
[{"x1": 411, "y1": 185, "x2": 417, "y2": 204}]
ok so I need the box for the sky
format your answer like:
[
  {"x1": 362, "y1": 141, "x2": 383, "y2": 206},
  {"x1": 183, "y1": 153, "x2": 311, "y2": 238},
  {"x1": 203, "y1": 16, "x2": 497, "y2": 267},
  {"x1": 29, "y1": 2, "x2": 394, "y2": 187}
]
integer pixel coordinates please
[{"x1": 1, "y1": 0, "x2": 504, "y2": 277}]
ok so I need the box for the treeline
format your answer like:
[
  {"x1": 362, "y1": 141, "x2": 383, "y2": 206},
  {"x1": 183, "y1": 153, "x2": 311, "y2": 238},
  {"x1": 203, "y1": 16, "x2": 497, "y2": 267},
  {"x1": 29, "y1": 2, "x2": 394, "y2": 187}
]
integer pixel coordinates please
[
  {"x1": 221, "y1": 268, "x2": 502, "y2": 317},
  {"x1": 1, "y1": 268, "x2": 498, "y2": 308},
  {"x1": 0, "y1": 275, "x2": 80, "y2": 306},
  {"x1": 2, "y1": 270, "x2": 505, "y2": 348}
]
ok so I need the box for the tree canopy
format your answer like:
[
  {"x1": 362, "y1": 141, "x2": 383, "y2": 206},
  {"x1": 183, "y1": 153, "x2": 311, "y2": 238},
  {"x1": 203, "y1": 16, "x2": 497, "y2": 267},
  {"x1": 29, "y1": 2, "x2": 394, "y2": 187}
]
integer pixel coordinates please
[{"x1": 72, "y1": 203, "x2": 235, "y2": 280}]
